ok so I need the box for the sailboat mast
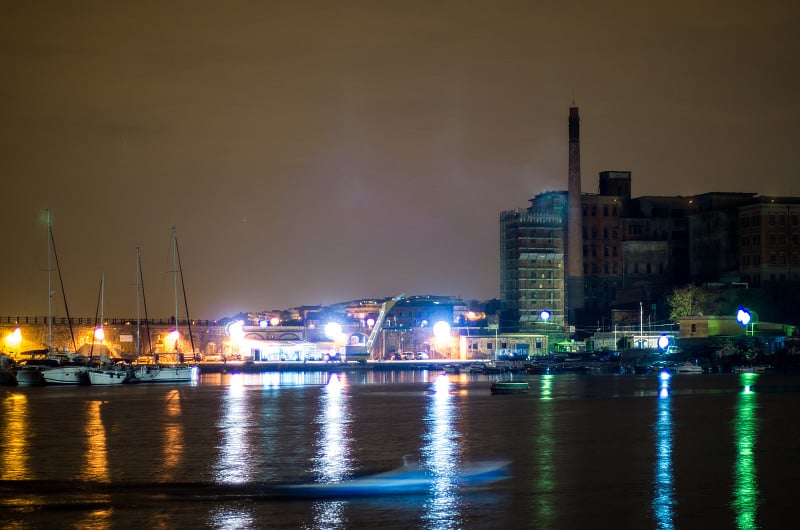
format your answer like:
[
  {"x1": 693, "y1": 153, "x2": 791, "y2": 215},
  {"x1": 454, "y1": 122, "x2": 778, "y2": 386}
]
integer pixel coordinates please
[
  {"x1": 174, "y1": 232, "x2": 196, "y2": 353},
  {"x1": 49, "y1": 212, "x2": 77, "y2": 353},
  {"x1": 46, "y1": 208, "x2": 52, "y2": 351},
  {"x1": 136, "y1": 248, "x2": 141, "y2": 357},
  {"x1": 100, "y1": 272, "x2": 104, "y2": 326},
  {"x1": 137, "y1": 248, "x2": 153, "y2": 354},
  {"x1": 172, "y1": 227, "x2": 179, "y2": 334}
]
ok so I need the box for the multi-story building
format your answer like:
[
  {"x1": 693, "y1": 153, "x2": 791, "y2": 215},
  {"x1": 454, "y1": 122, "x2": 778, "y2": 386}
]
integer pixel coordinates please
[
  {"x1": 688, "y1": 192, "x2": 756, "y2": 283},
  {"x1": 738, "y1": 197, "x2": 800, "y2": 286},
  {"x1": 581, "y1": 171, "x2": 629, "y2": 314},
  {"x1": 499, "y1": 191, "x2": 567, "y2": 332},
  {"x1": 500, "y1": 108, "x2": 800, "y2": 334}
]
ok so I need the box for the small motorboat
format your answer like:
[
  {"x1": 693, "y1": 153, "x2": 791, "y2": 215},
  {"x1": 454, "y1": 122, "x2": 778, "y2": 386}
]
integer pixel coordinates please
[
  {"x1": 673, "y1": 361, "x2": 703, "y2": 374},
  {"x1": 490, "y1": 381, "x2": 530, "y2": 395},
  {"x1": 275, "y1": 459, "x2": 511, "y2": 498}
]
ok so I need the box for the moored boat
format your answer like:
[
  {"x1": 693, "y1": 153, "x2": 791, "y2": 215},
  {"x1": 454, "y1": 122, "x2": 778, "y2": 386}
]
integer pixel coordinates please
[
  {"x1": 0, "y1": 355, "x2": 17, "y2": 386},
  {"x1": 673, "y1": 361, "x2": 704, "y2": 374},
  {"x1": 133, "y1": 358, "x2": 194, "y2": 384},
  {"x1": 490, "y1": 381, "x2": 530, "y2": 395},
  {"x1": 42, "y1": 361, "x2": 90, "y2": 385},
  {"x1": 14, "y1": 358, "x2": 61, "y2": 386},
  {"x1": 88, "y1": 361, "x2": 135, "y2": 385}
]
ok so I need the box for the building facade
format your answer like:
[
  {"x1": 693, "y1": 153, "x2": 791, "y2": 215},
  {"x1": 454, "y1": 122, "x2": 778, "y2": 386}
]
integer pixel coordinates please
[{"x1": 499, "y1": 191, "x2": 567, "y2": 332}]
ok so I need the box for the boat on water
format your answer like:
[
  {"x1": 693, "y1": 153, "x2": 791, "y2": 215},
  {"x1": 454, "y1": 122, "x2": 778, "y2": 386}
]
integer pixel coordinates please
[
  {"x1": 673, "y1": 361, "x2": 704, "y2": 374},
  {"x1": 14, "y1": 356, "x2": 61, "y2": 386},
  {"x1": 733, "y1": 365, "x2": 773, "y2": 374},
  {"x1": 490, "y1": 381, "x2": 530, "y2": 395},
  {"x1": 34, "y1": 208, "x2": 85, "y2": 386},
  {"x1": 275, "y1": 459, "x2": 511, "y2": 498},
  {"x1": 130, "y1": 231, "x2": 198, "y2": 385},
  {"x1": 133, "y1": 355, "x2": 194, "y2": 383},
  {"x1": 442, "y1": 364, "x2": 462, "y2": 374},
  {"x1": 0, "y1": 355, "x2": 17, "y2": 386},
  {"x1": 41, "y1": 358, "x2": 91, "y2": 385},
  {"x1": 83, "y1": 273, "x2": 135, "y2": 386},
  {"x1": 88, "y1": 360, "x2": 135, "y2": 385}
]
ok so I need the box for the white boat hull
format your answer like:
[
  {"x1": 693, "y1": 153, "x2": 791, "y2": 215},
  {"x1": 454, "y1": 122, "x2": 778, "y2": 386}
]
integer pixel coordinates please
[
  {"x1": 134, "y1": 364, "x2": 194, "y2": 384},
  {"x1": 88, "y1": 369, "x2": 132, "y2": 385},
  {"x1": 42, "y1": 366, "x2": 89, "y2": 385},
  {"x1": 14, "y1": 367, "x2": 48, "y2": 386}
]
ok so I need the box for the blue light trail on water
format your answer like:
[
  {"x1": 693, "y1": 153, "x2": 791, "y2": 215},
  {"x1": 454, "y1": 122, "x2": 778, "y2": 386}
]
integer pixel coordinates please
[{"x1": 653, "y1": 371, "x2": 674, "y2": 530}]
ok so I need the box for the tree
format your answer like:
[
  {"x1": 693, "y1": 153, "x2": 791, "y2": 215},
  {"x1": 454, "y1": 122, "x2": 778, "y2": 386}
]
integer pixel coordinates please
[{"x1": 667, "y1": 285, "x2": 712, "y2": 321}]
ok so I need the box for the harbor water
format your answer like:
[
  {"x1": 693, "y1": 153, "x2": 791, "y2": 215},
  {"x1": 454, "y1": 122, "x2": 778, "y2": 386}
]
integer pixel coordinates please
[{"x1": 2, "y1": 369, "x2": 799, "y2": 529}]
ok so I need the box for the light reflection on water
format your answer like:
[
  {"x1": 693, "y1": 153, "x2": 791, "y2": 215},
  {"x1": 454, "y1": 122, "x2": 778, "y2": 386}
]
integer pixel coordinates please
[
  {"x1": 1, "y1": 393, "x2": 30, "y2": 480},
  {"x1": 534, "y1": 375, "x2": 555, "y2": 527},
  {"x1": 161, "y1": 389, "x2": 184, "y2": 481},
  {"x1": 0, "y1": 371, "x2": 794, "y2": 528},
  {"x1": 311, "y1": 373, "x2": 353, "y2": 529},
  {"x1": 733, "y1": 373, "x2": 759, "y2": 530},
  {"x1": 653, "y1": 371, "x2": 674, "y2": 530},
  {"x1": 214, "y1": 375, "x2": 251, "y2": 484},
  {"x1": 422, "y1": 374, "x2": 462, "y2": 529},
  {"x1": 210, "y1": 374, "x2": 257, "y2": 529},
  {"x1": 85, "y1": 400, "x2": 109, "y2": 482}
]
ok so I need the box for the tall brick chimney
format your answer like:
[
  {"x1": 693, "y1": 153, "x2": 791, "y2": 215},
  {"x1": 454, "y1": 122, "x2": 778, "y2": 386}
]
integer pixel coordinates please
[{"x1": 566, "y1": 105, "x2": 585, "y2": 325}]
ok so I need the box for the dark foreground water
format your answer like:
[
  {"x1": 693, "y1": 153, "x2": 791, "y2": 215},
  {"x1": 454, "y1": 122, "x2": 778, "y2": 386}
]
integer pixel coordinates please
[{"x1": 2, "y1": 369, "x2": 799, "y2": 529}]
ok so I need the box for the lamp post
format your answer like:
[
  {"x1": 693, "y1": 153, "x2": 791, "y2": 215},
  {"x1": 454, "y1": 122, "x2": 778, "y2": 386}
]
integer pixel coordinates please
[
  {"x1": 539, "y1": 310, "x2": 551, "y2": 353},
  {"x1": 433, "y1": 320, "x2": 451, "y2": 359},
  {"x1": 736, "y1": 307, "x2": 757, "y2": 337}
]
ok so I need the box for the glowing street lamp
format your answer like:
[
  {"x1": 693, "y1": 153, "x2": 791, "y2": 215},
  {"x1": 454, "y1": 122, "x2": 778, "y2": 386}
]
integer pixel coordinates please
[
  {"x1": 94, "y1": 326, "x2": 105, "y2": 342},
  {"x1": 4, "y1": 327, "x2": 22, "y2": 352},
  {"x1": 433, "y1": 320, "x2": 451, "y2": 359},
  {"x1": 167, "y1": 329, "x2": 180, "y2": 351},
  {"x1": 736, "y1": 307, "x2": 758, "y2": 336},
  {"x1": 226, "y1": 320, "x2": 245, "y2": 340},
  {"x1": 324, "y1": 322, "x2": 343, "y2": 340}
]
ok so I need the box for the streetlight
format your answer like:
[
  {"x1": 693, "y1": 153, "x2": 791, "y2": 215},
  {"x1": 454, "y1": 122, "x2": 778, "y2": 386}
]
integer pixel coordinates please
[
  {"x1": 4, "y1": 327, "x2": 22, "y2": 354},
  {"x1": 736, "y1": 307, "x2": 758, "y2": 336},
  {"x1": 433, "y1": 320, "x2": 451, "y2": 359}
]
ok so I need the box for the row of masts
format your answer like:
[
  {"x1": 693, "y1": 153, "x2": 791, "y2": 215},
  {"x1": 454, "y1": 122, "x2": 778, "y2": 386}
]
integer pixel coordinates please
[{"x1": 45, "y1": 210, "x2": 194, "y2": 357}]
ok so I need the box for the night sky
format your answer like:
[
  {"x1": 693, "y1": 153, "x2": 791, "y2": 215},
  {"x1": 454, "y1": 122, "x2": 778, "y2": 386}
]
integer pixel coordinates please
[{"x1": 1, "y1": 1, "x2": 798, "y2": 320}]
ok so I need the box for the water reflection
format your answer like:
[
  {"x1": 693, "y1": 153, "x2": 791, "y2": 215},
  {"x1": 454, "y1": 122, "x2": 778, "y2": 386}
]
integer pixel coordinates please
[
  {"x1": 653, "y1": 371, "x2": 674, "y2": 530},
  {"x1": 85, "y1": 400, "x2": 109, "y2": 482},
  {"x1": 311, "y1": 373, "x2": 353, "y2": 528},
  {"x1": 732, "y1": 373, "x2": 759, "y2": 529},
  {"x1": 214, "y1": 374, "x2": 253, "y2": 484},
  {"x1": 422, "y1": 373, "x2": 461, "y2": 529},
  {"x1": 533, "y1": 375, "x2": 555, "y2": 527},
  {"x1": 161, "y1": 390, "x2": 185, "y2": 481},
  {"x1": 1, "y1": 393, "x2": 30, "y2": 480}
]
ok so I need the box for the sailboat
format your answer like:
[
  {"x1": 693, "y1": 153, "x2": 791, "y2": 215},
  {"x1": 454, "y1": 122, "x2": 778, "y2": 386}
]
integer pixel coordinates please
[
  {"x1": 39, "y1": 209, "x2": 89, "y2": 386},
  {"x1": 88, "y1": 273, "x2": 134, "y2": 385},
  {"x1": 134, "y1": 228, "x2": 196, "y2": 384}
]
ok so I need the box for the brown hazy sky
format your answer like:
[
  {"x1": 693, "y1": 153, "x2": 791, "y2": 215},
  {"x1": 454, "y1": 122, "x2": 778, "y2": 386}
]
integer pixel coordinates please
[{"x1": 1, "y1": 1, "x2": 798, "y2": 319}]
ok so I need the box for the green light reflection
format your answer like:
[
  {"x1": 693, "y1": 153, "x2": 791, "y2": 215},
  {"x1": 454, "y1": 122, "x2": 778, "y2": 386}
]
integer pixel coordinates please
[
  {"x1": 534, "y1": 375, "x2": 554, "y2": 526},
  {"x1": 733, "y1": 372, "x2": 759, "y2": 530}
]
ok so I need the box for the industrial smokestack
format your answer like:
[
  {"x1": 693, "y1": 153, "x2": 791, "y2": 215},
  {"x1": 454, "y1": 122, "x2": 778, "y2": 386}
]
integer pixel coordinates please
[{"x1": 566, "y1": 105, "x2": 585, "y2": 324}]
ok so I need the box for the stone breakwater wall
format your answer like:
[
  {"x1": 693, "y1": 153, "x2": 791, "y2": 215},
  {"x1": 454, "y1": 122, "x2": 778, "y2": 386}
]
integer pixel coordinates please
[{"x1": 0, "y1": 318, "x2": 227, "y2": 357}]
